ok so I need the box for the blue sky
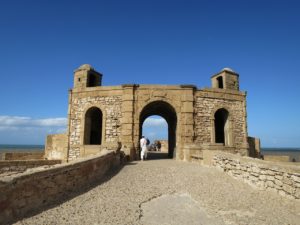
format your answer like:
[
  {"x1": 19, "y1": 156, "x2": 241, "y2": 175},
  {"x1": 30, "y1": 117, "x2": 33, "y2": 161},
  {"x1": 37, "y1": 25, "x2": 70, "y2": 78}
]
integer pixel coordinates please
[{"x1": 0, "y1": 0, "x2": 299, "y2": 147}]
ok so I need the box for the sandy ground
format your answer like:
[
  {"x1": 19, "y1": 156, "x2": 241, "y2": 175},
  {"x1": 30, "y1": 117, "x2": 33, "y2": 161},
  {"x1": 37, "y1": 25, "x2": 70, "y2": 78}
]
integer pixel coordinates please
[{"x1": 15, "y1": 153, "x2": 300, "y2": 225}]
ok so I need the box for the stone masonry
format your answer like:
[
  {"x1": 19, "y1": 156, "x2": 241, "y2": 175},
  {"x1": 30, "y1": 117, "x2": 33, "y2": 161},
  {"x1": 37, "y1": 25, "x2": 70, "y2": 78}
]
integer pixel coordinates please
[
  {"x1": 47, "y1": 65, "x2": 256, "y2": 161},
  {"x1": 213, "y1": 152, "x2": 300, "y2": 199},
  {"x1": 68, "y1": 95, "x2": 122, "y2": 159},
  {"x1": 0, "y1": 150, "x2": 120, "y2": 224}
]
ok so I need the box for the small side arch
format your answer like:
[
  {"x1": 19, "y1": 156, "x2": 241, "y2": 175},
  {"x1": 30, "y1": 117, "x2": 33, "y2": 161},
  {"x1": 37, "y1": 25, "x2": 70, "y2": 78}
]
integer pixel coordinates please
[
  {"x1": 211, "y1": 107, "x2": 233, "y2": 146},
  {"x1": 82, "y1": 106, "x2": 104, "y2": 145}
]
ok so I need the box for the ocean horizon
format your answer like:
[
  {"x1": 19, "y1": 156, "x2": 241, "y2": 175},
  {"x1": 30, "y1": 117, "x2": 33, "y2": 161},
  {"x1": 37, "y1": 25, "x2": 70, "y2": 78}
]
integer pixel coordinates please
[
  {"x1": 0, "y1": 144, "x2": 45, "y2": 152},
  {"x1": 261, "y1": 147, "x2": 300, "y2": 151},
  {"x1": 0, "y1": 144, "x2": 299, "y2": 152},
  {"x1": 0, "y1": 144, "x2": 299, "y2": 162}
]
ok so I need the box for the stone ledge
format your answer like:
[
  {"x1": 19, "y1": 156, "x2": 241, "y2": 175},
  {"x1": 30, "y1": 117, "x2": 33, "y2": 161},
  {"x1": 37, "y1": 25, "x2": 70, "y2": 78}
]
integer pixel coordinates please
[
  {"x1": 0, "y1": 160, "x2": 61, "y2": 175},
  {"x1": 212, "y1": 152, "x2": 300, "y2": 199},
  {"x1": 215, "y1": 152, "x2": 300, "y2": 173},
  {"x1": 0, "y1": 150, "x2": 121, "y2": 224}
]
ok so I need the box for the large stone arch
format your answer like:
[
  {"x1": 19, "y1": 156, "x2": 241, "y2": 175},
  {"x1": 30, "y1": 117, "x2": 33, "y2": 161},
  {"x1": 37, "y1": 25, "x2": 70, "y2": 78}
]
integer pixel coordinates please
[{"x1": 139, "y1": 100, "x2": 178, "y2": 158}]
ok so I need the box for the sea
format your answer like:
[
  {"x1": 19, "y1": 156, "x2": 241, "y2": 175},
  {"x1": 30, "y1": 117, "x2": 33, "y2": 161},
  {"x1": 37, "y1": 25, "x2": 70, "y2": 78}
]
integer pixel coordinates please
[
  {"x1": 0, "y1": 144, "x2": 44, "y2": 152},
  {"x1": 0, "y1": 145, "x2": 299, "y2": 161},
  {"x1": 261, "y1": 148, "x2": 300, "y2": 162}
]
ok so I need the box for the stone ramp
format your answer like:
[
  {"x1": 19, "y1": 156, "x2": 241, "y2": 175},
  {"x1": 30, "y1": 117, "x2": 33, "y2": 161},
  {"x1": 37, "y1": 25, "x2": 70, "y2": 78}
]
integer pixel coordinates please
[{"x1": 14, "y1": 159, "x2": 300, "y2": 225}]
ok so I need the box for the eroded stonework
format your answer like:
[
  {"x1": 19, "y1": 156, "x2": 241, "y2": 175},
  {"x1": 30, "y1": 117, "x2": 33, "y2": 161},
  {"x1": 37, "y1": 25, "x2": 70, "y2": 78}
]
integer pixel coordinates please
[
  {"x1": 68, "y1": 95, "x2": 122, "y2": 158},
  {"x1": 47, "y1": 65, "x2": 258, "y2": 161},
  {"x1": 195, "y1": 95, "x2": 246, "y2": 147}
]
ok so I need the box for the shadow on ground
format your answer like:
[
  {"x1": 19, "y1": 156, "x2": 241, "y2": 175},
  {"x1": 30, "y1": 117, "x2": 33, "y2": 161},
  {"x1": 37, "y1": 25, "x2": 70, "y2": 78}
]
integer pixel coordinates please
[
  {"x1": 10, "y1": 164, "x2": 124, "y2": 225},
  {"x1": 146, "y1": 152, "x2": 170, "y2": 160}
]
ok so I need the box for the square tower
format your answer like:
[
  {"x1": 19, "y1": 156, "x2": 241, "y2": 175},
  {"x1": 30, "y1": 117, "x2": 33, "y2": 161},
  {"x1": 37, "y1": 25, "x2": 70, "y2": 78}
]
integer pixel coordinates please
[
  {"x1": 211, "y1": 68, "x2": 239, "y2": 90},
  {"x1": 73, "y1": 64, "x2": 102, "y2": 90}
]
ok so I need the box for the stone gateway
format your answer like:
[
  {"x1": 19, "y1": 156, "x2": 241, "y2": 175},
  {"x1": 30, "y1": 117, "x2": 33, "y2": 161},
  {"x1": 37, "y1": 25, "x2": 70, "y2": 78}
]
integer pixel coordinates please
[{"x1": 46, "y1": 64, "x2": 258, "y2": 162}]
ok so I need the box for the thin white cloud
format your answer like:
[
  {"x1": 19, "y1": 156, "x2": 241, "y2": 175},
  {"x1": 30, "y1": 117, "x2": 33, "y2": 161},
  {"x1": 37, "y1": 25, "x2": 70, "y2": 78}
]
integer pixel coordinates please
[
  {"x1": 0, "y1": 116, "x2": 68, "y2": 144},
  {"x1": 0, "y1": 126, "x2": 19, "y2": 131},
  {"x1": 34, "y1": 118, "x2": 67, "y2": 126},
  {"x1": 143, "y1": 117, "x2": 167, "y2": 127},
  {"x1": 0, "y1": 116, "x2": 30, "y2": 126},
  {"x1": 0, "y1": 116, "x2": 67, "y2": 128}
]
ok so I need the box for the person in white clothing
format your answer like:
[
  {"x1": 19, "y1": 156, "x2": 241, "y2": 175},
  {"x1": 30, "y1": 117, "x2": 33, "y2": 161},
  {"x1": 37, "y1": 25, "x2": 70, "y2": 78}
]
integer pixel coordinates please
[{"x1": 140, "y1": 136, "x2": 147, "y2": 160}]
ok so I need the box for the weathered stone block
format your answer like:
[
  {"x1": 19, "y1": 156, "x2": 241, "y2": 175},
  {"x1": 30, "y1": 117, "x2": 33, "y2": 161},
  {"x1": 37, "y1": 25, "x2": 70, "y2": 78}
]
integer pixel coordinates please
[
  {"x1": 181, "y1": 102, "x2": 193, "y2": 113},
  {"x1": 291, "y1": 175, "x2": 300, "y2": 183},
  {"x1": 266, "y1": 175, "x2": 275, "y2": 181},
  {"x1": 181, "y1": 94, "x2": 194, "y2": 102},
  {"x1": 259, "y1": 175, "x2": 266, "y2": 181},
  {"x1": 251, "y1": 166, "x2": 260, "y2": 173},
  {"x1": 283, "y1": 177, "x2": 293, "y2": 185},
  {"x1": 122, "y1": 94, "x2": 134, "y2": 101},
  {"x1": 278, "y1": 190, "x2": 286, "y2": 197},
  {"x1": 295, "y1": 188, "x2": 300, "y2": 199},
  {"x1": 274, "y1": 179, "x2": 283, "y2": 186},
  {"x1": 266, "y1": 180, "x2": 274, "y2": 188},
  {"x1": 283, "y1": 184, "x2": 294, "y2": 194}
]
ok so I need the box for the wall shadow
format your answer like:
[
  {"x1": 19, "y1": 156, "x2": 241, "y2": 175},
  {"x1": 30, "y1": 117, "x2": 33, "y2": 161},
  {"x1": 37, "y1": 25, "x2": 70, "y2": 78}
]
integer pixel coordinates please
[
  {"x1": 9, "y1": 163, "x2": 124, "y2": 225},
  {"x1": 146, "y1": 152, "x2": 170, "y2": 160}
]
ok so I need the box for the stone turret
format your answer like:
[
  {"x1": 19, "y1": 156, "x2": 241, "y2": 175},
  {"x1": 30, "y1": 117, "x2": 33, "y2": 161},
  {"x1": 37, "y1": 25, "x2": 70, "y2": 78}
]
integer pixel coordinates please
[
  {"x1": 73, "y1": 64, "x2": 102, "y2": 89},
  {"x1": 211, "y1": 68, "x2": 239, "y2": 91}
]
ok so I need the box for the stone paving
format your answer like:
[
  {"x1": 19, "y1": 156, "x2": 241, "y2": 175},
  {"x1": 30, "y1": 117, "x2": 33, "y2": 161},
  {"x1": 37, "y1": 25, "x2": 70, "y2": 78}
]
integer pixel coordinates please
[{"x1": 15, "y1": 153, "x2": 300, "y2": 225}]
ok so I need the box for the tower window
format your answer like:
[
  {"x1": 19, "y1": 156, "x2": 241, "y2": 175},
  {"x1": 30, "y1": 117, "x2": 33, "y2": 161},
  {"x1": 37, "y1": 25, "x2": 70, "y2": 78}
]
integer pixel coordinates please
[
  {"x1": 217, "y1": 76, "x2": 223, "y2": 89},
  {"x1": 87, "y1": 74, "x2": 98, "y2": 87}
]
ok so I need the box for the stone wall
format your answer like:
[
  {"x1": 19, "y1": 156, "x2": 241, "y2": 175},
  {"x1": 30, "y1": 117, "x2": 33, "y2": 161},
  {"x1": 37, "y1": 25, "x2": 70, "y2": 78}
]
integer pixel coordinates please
[
  {"x1": 195, "y1": 90, "x2": 247, "y2": 151},
  {"x1": 264, "y1": 155, "x2": 290, "y2": 162},
  {"x1": 57, "y1": 66, "x2": 251, "y2": 161},
  {"x1": 2, "y1": 152, "x2": 44, "y2": 160},
  {"x1": 247, "y1": 137, "x2": 261, "y2": 158},
  {"x1": 0, "y1": 160, "x2": 61, "y2": 175},
  {"x1": 69, "y1": 94, "x2": 122, "y2": 159},
  {"x1": 213, "y1": 152, "x2": 300, "y2": 199},
  {"x1": 158, "y1": 140, "x2": 168, "y2": 153},
  {"x1": 45, "y1": 133, "x2": 68, "y2": 160},
  {"x1": 0, "y1": 150, "x2": 120, "y2": 224}
]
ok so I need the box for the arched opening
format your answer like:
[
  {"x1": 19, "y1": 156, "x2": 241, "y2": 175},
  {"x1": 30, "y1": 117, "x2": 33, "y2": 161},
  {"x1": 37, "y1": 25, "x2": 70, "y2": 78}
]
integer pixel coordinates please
[
  {"x1": 142, "y1": 116, "x2": 168, "y2": 158},
  {"x1": 84, "y1": 107, "x2": 103, "y2": 145},
  {"x1": 139, "y1": 101, "x2": 177, "y2": 159},
  {"x1": 217, "y1": 76, "x2": 224, "y2": 89},
  {"x1": 214, "y1": 108, "x2": 229, "y2": 144}
]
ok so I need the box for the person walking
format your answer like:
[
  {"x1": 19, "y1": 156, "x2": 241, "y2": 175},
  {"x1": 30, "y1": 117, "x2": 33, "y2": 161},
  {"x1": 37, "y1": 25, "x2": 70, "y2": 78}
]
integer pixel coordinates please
[
  {"x1": 140, "y1": 136, "x2": 147, "y2": 160},
  {"x1": 155, "y1": 140, "x2": 161, "y2": 152}
]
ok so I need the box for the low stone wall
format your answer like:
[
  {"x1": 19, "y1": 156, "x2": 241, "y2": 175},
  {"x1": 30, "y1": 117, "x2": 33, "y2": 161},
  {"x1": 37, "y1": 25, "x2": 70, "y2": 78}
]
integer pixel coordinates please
[
  {"x1": 2, "y1": 152, "x2": 44, "y2": 160},
  {"x1": 212, "y1": 152, "x2": 300, "y2": 199},
  {"x1": 0, "y1": 150, "x2": 120, "y2": 224},
  {"x1": 264, "y1": 155, "x2": 290, "y2": 162},
  {"x1": 0, "y1": 160, "x2": 61, "y2": 175},
  {"x1": 247, "y1": 136, "x2": 261, "y2": 158},
  {"x1": 45, "y1": 133, "x2": 68, "y2": 160}
]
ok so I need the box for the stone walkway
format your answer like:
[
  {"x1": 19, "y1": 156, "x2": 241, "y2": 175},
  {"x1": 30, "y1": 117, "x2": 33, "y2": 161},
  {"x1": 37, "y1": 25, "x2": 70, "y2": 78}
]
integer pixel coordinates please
[{"x1": 15, "y1": 154, "x2": 300, "y2": 225}]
